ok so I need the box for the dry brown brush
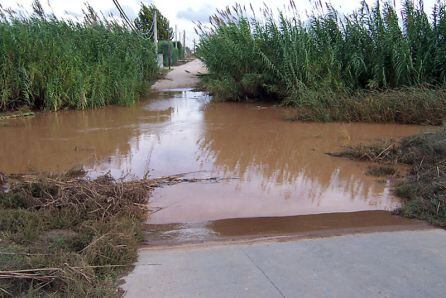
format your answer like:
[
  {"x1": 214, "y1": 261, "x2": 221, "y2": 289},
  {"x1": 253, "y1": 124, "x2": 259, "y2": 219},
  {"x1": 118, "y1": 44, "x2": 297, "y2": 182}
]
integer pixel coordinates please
[
  {"x1": 0, "y1": 171, "x2": 232, "y2": 296},
  {"x1": 0, "y1": 171, "x2": 158, "y2": 296}
]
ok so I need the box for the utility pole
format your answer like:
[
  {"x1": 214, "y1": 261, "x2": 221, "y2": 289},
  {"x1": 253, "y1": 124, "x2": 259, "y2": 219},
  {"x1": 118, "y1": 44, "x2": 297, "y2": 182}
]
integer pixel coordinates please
[
  {"x1": 153, "y1": 10, "x2": 158, "y2": 54},
  {"x1": 183, "y1": 30, "x2": 186, "y2": 57},
  {"x1": 153, "y1": 11, "x2": 163, "y2": 68},
  {"x1": 174, "y1": 25, "x2": 178, "y2": 48}
]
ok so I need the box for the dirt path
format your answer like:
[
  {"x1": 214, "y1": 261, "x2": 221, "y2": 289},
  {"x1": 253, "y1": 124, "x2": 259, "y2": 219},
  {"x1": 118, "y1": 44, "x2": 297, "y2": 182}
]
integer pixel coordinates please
[{"x1": 152, "y1": 59, "x2": 206, "y2": 90}]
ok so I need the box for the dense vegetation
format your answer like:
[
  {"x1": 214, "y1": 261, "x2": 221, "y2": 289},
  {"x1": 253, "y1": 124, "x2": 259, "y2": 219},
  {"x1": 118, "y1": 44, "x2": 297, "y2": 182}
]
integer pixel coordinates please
[
  {"x1": 158, "y1": 40, "x2": 185, "y2": 67},
  {"x1": 331, "y1": 126, "x2": 446, "y2": 227},
  {"x1": 0, "y1": 4, "x2": 158, "y2": 112},
  {"x1": 197, "y1": 0, "x2": 446, "y2": 124}
]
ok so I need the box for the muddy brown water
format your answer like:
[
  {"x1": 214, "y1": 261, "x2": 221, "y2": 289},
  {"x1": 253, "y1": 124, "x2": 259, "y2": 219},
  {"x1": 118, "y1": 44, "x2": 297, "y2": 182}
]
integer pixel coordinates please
[{"x1": 0, "y1": 89, "x2": 428, "y2": 242}]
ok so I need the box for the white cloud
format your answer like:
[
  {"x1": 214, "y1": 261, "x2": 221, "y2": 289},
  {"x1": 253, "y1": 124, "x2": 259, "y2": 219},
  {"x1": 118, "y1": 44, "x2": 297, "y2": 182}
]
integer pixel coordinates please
[{"x1": 177, "y1": 5, "x2": 214, "y2": 23}]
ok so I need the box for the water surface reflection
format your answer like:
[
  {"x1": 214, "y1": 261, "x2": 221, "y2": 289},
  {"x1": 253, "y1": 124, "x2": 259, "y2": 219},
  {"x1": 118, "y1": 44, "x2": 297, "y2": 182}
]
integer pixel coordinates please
[{"x1": 0, "y1": 90, "x2": 424, "y2": 223}]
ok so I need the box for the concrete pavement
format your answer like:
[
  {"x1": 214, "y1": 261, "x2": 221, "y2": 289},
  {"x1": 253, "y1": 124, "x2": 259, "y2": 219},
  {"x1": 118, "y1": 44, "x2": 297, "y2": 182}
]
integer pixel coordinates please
[{"x1": 122, "y1": 229, "x2": 446, "y2": 298}]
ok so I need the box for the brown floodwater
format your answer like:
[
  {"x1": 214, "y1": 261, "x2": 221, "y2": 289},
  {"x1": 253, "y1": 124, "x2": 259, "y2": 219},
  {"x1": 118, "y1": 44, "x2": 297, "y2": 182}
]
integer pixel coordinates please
[{"x1": 0, "y1": 89, "x2": 425, "y2": 228}]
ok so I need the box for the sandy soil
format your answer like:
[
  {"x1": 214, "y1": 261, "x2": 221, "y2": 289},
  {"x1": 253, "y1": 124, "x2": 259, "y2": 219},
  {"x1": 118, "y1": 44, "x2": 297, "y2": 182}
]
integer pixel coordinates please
[{"x1": 151, "y1": 59, "x2": 207, "y2": 90}]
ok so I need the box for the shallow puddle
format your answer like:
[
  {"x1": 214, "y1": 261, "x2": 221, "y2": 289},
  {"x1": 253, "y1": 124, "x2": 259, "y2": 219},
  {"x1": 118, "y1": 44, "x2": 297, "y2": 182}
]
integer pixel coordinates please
[{"x1": 0, "y1": 89, "x2": 425, "y2": 227}]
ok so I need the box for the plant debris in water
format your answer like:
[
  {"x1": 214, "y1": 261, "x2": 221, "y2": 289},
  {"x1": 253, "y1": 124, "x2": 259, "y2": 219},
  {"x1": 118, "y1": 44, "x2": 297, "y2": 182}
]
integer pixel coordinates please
[{"x1": 330, "y1": 127, "x2": 446, "y2": 227}]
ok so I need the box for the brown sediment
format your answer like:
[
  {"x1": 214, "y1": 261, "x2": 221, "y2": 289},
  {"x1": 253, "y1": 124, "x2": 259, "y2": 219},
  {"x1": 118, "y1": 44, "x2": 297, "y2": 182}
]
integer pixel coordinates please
[{"x1": 143, "y1": 211, "x2": 430, "y2": 247}]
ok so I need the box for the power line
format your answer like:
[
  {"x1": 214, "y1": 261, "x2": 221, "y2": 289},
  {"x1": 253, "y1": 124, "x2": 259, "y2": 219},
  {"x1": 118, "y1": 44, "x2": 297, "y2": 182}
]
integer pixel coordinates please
[
  {"x1": 143, "y1": 19, "x2": 154, "y2": 39},
  {"x1": 113, "y1": 0, "x2": 134, "y2": 30},
  {"x1": 112, "y1": 0, "x2": 155, "y2": 40},
  {"x1": 112, "y1": 0, "x2": 131, "y2": 26},
  {"x1": 112, "y1": 0, "x2": 136, "y2": 31}
]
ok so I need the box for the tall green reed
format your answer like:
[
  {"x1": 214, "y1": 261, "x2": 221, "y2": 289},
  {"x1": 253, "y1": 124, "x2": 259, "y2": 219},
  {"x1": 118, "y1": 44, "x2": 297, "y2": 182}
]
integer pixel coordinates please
[
  {"x1": 0, "y1": 3, "x2": 158, "y2": 111},
  {"x1": 197, "y1": 0, "x2": 446, "y2": 113}
]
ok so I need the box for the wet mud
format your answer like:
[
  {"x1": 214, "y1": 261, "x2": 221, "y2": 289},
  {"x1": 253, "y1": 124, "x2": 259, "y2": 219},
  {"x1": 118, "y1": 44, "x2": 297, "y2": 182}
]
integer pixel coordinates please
[{"x1": 143, "y1": 211, "x2": 430, "y2": 247}]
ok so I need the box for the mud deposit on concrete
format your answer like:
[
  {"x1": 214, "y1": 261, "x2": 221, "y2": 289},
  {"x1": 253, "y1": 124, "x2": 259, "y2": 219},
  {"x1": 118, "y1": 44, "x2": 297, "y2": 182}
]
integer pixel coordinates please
[{"x1": 143, "y1": 211, "x2": 429, "y2": 246}]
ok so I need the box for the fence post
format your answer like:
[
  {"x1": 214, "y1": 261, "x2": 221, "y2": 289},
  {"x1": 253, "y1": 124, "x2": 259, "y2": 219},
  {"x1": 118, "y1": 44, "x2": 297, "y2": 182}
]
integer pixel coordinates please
[{"x1": 168, "y1": 43, "x2": 172, "y2": 69}]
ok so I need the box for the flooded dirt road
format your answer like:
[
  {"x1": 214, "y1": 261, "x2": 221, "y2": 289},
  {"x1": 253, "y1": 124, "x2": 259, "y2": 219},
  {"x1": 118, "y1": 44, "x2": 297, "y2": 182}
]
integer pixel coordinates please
[{"x1": 0, "y1": 85, "x2": 426, "y2": 232}]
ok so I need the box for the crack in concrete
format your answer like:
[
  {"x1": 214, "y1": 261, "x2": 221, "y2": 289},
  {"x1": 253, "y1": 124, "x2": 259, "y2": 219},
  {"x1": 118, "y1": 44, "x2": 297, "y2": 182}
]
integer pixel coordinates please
[{"x1": 242, "y1": 248, "x2": 286, "y2": 298}]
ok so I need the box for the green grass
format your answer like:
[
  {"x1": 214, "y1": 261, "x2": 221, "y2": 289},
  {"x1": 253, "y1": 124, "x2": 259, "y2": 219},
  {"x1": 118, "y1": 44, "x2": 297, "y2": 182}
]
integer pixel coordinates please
[
  {"x1": 330, "y1": 127, "x2": 446, "y2": 227},
  {"x1": 283, "y1": 87, "x2": 446, "y2": 125},
  {"x1": 197, "y1": 0, "x2": 446, "y2": 124},
  {"x1": 0, "y1": 3, "x2": 158, "y2": 112}
]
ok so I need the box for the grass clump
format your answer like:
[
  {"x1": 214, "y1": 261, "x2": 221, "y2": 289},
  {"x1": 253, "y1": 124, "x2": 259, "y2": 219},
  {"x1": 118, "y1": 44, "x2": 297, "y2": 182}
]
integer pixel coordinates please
[
  {"x1": 331, "y1": 127, "x2": 446, "y2": 227},
  {"x1": 0, "y1": 2, "x2": 158, "y2": 112},
  {"x1": 0, "y1": 171, "x2": 156, "y2": 296},
  {"x1": 196, "y1": 0, "x2": 446, "y2": 124},
  {"x1": 366, "y1": 165, "x2": 397, "y2": 177},
  {"x1": 283, "y1": 88, "x2": 446, "y2": 125}
]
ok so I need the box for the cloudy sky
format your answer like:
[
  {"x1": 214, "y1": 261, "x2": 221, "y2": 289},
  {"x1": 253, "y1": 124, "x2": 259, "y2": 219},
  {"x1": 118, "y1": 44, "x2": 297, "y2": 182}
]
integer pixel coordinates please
[{"x1": 1, "y1": 0, "x2": 438, "y2": 48}]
